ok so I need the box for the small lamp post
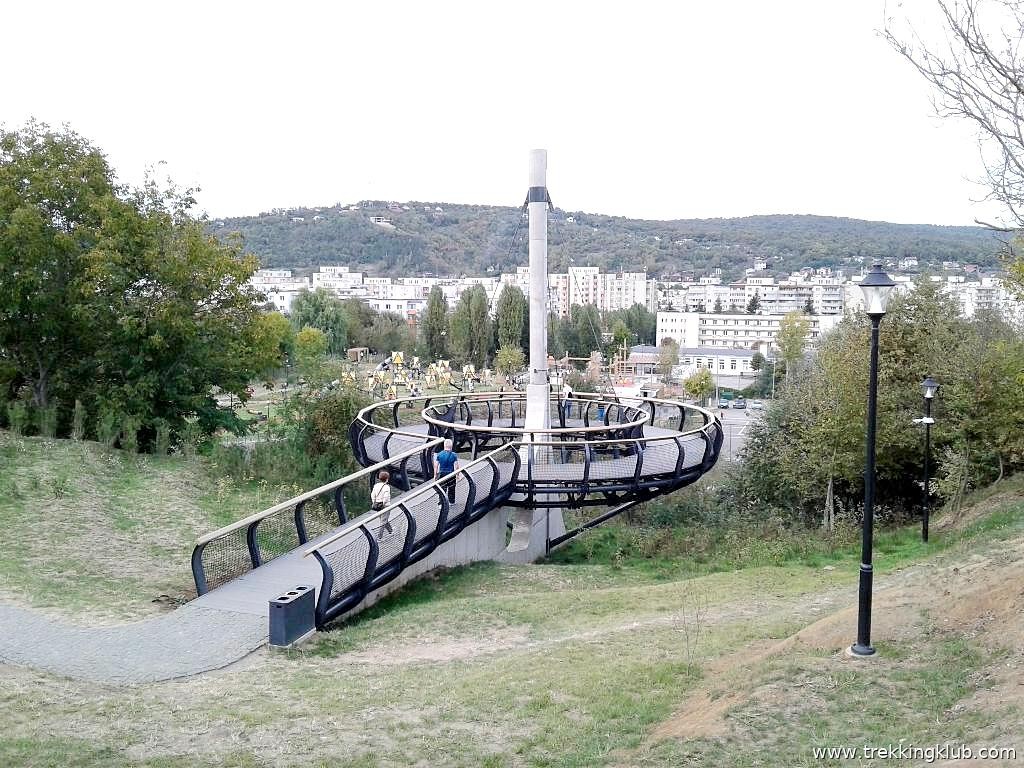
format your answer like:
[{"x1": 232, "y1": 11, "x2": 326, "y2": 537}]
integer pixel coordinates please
[
  {"x1": 851, "y1": 263, "x2": 897, "y2": 658},
  {"x1": 916, "y1": 375, "x2": 939, "y2": 542}
]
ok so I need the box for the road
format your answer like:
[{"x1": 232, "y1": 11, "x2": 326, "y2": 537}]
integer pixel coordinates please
[{"x1": 714, "y1": 405, "x2": 763, "y2": 462}]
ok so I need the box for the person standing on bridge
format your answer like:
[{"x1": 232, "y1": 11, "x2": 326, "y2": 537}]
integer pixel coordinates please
[
  {"x1": 434, "y1": 439, "x2": 460, "y2": 505},
  {"x1": 371, "y1": 470, "x2": 392, "y2": 537}
]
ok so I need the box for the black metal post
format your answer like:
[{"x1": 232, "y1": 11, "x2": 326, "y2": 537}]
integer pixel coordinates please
[
  {"x1": 922, "y1": 396, "x2": 932, "y2": 543},
  {"x1": 852, "y1": 315, "x2": 882, "y2": 657}
]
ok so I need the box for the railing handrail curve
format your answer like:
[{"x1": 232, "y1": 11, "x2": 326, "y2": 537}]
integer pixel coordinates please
[
  {"x1": 194, "y1": 437, "x2": 443, "y2": 547},
  {"x1": 303, "y1": 442, "x2": 519, "y2": 556}
]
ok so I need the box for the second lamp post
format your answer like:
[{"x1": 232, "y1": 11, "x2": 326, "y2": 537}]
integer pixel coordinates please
[{"x1": 917, "y1": 375, "x2": 939, "y2": 542}]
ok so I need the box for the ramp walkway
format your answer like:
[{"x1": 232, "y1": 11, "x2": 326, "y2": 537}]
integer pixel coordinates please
[{"x1": 190, "y1": 392, "x2": 721, "y2": 629}]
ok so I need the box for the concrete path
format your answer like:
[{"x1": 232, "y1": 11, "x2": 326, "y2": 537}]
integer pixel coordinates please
[{"x1": 0, "y1": 602, "x2": 266, "y2": 685}]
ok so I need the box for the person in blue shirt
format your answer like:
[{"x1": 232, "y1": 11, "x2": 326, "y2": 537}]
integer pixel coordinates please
[{"x1": 434, "y1": 439, "x2": 460, "y2": 504}]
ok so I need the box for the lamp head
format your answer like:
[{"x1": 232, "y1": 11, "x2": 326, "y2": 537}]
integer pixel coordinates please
[
  {"x1": 858, "y1": 263, "x2": 897, "y2": 317},
  {"x1": 921, "y1": 375, "x2": 939, "y2": 399}
]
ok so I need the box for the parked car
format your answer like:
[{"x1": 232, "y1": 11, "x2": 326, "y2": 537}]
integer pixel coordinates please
[
  {"x1": 732, "y1": 399, "x2": 746, "y2": 409},
  {"x1": 749, "y1": 400, "x2": 765, "y2": 411},
  {"x1": 718, "y1": 399, "x2": 730, "y2": 409}
]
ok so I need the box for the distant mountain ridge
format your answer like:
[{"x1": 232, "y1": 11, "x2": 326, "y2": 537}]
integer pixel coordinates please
[{"x1": 208, "y1": 201, "x2": 1004, "y2": 280}]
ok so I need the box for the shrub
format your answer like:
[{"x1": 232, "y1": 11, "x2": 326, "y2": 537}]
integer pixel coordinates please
[
  {"x1": 71, "y1": 399, "x2": 87, "y2": 441},
  {"x1": 96, "y1": 407, "x2": 120, "y2": 448},
  {"x1": 7, "y1": 401, "x2": 30, "y2": 436}
]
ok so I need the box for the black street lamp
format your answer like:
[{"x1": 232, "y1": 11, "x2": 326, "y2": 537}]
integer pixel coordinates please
[
  {"x1": 916, "y1": 375, "x2": 939, "y2": 542},
  {"x1": 851, "y1": 263, "x2": 897, "y2": 658}
]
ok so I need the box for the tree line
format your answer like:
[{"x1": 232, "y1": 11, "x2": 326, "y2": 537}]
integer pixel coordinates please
[
  {"x1": 0, "y1": 122, "x2": 288, "y2": 448},
  {"x1": 729, "y1": 281, "x2": 1024, "y2": 526}
]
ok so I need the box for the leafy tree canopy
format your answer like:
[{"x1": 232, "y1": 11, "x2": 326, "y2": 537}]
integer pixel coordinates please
[{"x1": 0, "y1": 121, "x2": 270, "y2": 444}]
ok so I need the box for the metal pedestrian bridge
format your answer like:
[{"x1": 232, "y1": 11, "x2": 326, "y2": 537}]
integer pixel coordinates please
[{"x1": 190, "y1": 392, "x2": 722, "y2": 629}]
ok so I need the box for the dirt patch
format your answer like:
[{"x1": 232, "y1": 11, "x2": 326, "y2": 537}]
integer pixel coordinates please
[
  {"x1": 640, "y1": 544, "x2": 1024, "y2": 755},
  {"x1": 934, "y1": 482, "x2": 1024, "y2": 533}
]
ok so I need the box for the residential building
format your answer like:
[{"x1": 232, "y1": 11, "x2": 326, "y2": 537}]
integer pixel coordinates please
[{"x1": 656, "y1": 310, "x2": 842, "y2": 354}]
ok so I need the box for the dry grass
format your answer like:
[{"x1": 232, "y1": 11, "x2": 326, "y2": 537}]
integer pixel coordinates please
[{"x1": 0, "y1": 433, "x2": 265, "y2": 622}]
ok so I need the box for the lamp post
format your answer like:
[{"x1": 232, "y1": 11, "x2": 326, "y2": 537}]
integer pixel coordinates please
[
  {"x1": 851, "y1": 263, "x2": 897, "y2": 658},
  {"x1": 917, "y1": 375, "x2": 939, "y2": 542}
]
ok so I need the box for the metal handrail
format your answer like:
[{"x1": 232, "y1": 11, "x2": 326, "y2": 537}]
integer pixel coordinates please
[
  {"x1": 354, "y1": 391, "x2": 652, "y2": 438},
  {"x1": 194, "y1": 439, "x2": 442, "y2": 547},
  {"x1": 303, "y1": 442, "x2": 520, "y2": 556}
]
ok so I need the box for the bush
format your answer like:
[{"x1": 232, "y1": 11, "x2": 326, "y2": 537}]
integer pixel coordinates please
[
  {"x1": 71, "y1": 399, "x2": 87, "y2": 440},
  {"x1": 37, "y1": 401, "x2": 59, "y2": 439},
  {"x1": 96, "y1": 407, "x2": 120, "y2": 448},
  {"x1": 152, "y1": 418, "x2": 171, "y2": 456},
  {"x1": 120, "y1": 414, "x2": 140, "y2": 454},
  {"x1": 7, "y1": 401, "x2": 30, "y2": 437}
]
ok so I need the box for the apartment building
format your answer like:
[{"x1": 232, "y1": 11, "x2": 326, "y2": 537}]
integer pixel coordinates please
[{"x1": 656, "y1": 311, "x2": 842, "y2": 354}]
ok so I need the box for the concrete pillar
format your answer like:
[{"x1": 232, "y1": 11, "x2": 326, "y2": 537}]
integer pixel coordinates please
[{"x1": 525, "y1": 149, "x2": 550, "y2": 432}]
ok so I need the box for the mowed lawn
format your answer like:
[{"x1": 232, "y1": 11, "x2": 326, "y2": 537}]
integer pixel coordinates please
[{"x1": 1, "y1": 431, "x2": 1023, "y2": 766}]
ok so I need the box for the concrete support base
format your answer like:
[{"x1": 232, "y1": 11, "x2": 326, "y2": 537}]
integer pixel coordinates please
[{"x1": 342, "y1": 504, "x2": 563, "y2": 620}]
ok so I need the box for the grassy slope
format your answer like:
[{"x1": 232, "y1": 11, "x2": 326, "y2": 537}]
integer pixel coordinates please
[
  {"x1": 0, "y1": 432, "x2": 282, "y2": 620},
  {"x1": 1, "y1": 431, "x2": 1022, "y2": 766}
]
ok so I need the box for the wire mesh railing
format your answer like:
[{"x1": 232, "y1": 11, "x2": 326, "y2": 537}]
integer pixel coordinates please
[
  {"x1": 305, "y1": 443, "x2": 522, "y2": 626},
  {"x1": 190, "y1": 438, "x2": 443, "y2": 595}
]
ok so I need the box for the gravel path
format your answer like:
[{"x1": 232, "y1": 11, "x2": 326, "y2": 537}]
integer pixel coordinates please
[{"x1": 0, "y1": 602, "x2": 266, "y2": 685}]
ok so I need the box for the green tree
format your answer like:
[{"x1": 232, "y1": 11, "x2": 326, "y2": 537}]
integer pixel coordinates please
[
  {"x1": 712, "y1": 297, "x2": 723, "y2": 313},
  {"x1": 366, "y1": 312, "x2": 409, "y2": 356},
  {"x1": 494, "y1": 345, "x2": 526, "y2": 380},
  {"x1": 0, "y1": 121, "x2": 118, "y2": 409},
  {"x1": 683, "y1": 368, "x2": 714, "y2": 406},
  {"x1": 251, "y1": 312, "x2": 295, "y2": 378},
  {"x1": 745, "y1": 291, "x2": 761, "y2": 314},
  {"x1": 1, "y1": 121, "x2": 274, "y2": 442},
  {"x1": 495, "y1": 284, "x2": 528, "y2": 351},
  {"x1": 450, "y1": 285, "x2": 491, "y2": 368},
  {"x1": 559, "y1": 304, "x2": 603, "y2": 358},
  {"x1": 659, "y1": 338, "x2": 679, "y2": 382},
  {"x1": 776, "y1": 311, "x2": 810, "y2": 379},
  {"x1": 611, "y1": 319, "x2": 633, "y2": 351},
  {"x1": 294, "y1": 326, "x2": 328, "y2": 382},
  {"x1": 803, "y1": 296, "x2": 816, "y2": 314},
  {"x1": 750, "y1": 351, "x2": 766, "y2": 371},
  {"x1": 605, "y1": 304, "x2": 657, "y2": 346},
  {"x1": 734, "y1": 282, "x2": 1024, "y2": 524},
  {"x1": 290, "y1": 288, "x2": 348, "y2": 355},
  {"x1": 422, "y1": 286, "x2": 449, "y2": 360},
  {"x1": 548, "y1": 312, "x2": 567, "y2": 358}
]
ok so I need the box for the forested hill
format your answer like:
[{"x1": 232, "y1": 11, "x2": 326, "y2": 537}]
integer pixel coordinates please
[{"x1": 208, "y1": 201, "x2": 1004, "y2": 279}]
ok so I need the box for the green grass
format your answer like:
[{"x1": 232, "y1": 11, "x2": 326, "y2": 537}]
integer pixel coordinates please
[
  {"x1": 2, "y1": 430, "x2": 1023, "y2": 766},
  {"x1": 0, "y1": 432, "x2": 276, "y2": 618}
]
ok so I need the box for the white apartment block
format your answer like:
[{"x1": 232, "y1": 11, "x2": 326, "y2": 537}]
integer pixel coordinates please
[
  {"x1": 660, "y1": 274, "x2": 843, "y2": 315},
  {"x1": 248, "y1": 269, "x2": 311, "y2": 314},
  {"x1": 657, "y1": 311, "x2": 843, "y2": 354}
]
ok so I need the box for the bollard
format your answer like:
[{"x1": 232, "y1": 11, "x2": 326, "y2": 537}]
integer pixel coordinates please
[{"x1": 269, "y1": 585, "x2": 316, "y2": 648}]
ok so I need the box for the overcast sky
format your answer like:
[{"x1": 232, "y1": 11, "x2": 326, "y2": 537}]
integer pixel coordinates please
[{"x1": 1, "y1": 0, "x2": 1006, "y2": 226}]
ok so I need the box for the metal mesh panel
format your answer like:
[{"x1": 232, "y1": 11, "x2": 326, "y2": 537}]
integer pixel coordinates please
[
  {"x1": 406, "y1": 491, "x2": 443, "y2": 544},
  {"x1": 680, "y1": 433, "x2": 709, "y2": 469},
  {"x1": 199, "y1": 528, "x2": 251, "y2": 592},
  {"x1": 368, "y1": 512, "x2": 410, "y2": 566},
  {"x1": 642, "y1": 440, "x2": 681, "y2": 476},
  {"x1": 323, "y1": 533, "x2": 372, "y2": 599},
  {"x1": 253, "y1": 511, "x2": 303, "y2": 565},
  {"x1": 301, "y1": 497, "x2": 342, "y2": 542}
]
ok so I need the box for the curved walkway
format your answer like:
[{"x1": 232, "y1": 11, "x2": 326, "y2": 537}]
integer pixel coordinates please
[{"x1": 0, "y1": 602, "x2": 266, "y2": 685}]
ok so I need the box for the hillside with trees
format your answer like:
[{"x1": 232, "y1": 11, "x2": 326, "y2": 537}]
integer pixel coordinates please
[{"x1": 209, "y1": 202, "x2": 1005, "y2": 279}]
